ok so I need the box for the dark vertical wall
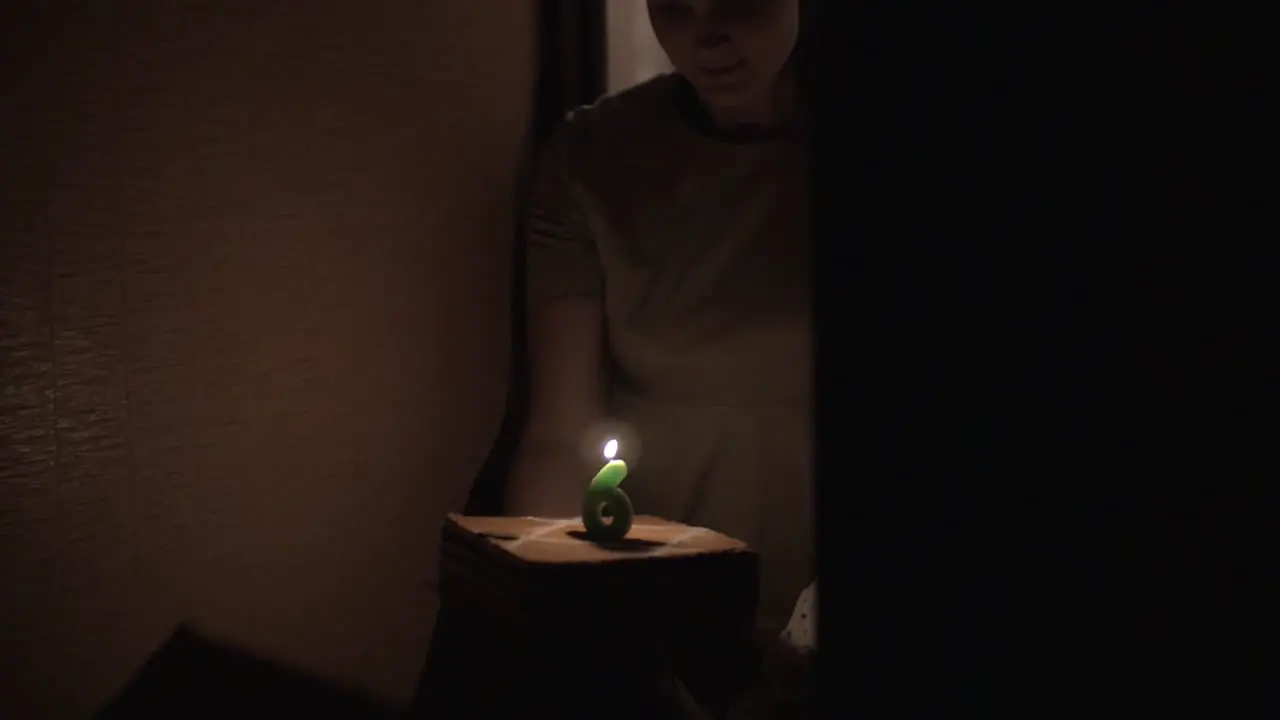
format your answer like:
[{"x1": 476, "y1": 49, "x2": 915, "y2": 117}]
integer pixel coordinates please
[{"x1": 0, "y1": 2, "x2": 537, "y2": 718}]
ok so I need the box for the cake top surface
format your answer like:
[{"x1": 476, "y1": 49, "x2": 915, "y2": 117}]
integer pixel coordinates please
[{"x1": 445, "y1": 513, "x2": 752, "y2": 565}]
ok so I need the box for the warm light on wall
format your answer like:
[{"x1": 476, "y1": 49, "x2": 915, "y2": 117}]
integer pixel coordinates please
[{"x1": 605, "y1": 0, "x2": 674, "y2": 93}]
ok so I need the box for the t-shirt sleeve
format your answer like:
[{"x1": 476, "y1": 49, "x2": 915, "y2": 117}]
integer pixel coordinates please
[{"x1": 525, "y1": 119, "x2": 603, "y2": 302}]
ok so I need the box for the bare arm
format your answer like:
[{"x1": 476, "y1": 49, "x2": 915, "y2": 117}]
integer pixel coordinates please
[
  {"x1": 504, "y1": 297, "x2": 605, "y2": 516},
  {"x1": 502, "y1": 117, "x2": 606, "y2": 517}
]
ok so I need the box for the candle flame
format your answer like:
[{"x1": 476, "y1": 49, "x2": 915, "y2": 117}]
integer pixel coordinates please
[{"x1": 603, "y1": 438, "x2": 618, "y2": 460}]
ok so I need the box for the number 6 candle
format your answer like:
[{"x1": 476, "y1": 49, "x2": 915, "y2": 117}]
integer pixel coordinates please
[{"x1": 581, "y1": 438, "x2": 633, "y2": 541}]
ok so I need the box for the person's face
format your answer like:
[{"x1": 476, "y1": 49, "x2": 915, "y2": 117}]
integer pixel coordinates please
[{"x1": 647, "y1": 0, "x2": 800, "y2": 120}]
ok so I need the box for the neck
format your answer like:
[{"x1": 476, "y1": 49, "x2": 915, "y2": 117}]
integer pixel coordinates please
[{"x1": 704, "y1": 67, "x2": 796, "y2": 130}]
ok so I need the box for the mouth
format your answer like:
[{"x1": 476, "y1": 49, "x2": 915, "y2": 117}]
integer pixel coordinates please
[{"x1": 700, "y1": 59, "x2": 746, "y2": 77}]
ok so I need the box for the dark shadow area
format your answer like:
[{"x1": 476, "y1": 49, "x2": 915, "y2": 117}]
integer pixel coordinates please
[
  {"x1": 412, "y1": 590, "x2": 756, "y2": 720},
  {"x1": 95, "y1": 625, "x2": 403, "y2": 720},
  {"x1": 814, "y1": 0, "x2": 1265, "y2": 714}
]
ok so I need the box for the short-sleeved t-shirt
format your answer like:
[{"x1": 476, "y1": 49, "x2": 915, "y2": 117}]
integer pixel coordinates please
[{"x1": 526, "y1": 73, "x2": 813, "y2": 638}]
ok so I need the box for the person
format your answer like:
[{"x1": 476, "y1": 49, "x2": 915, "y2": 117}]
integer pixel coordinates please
[{"x1": 504, "y1": 0, "x2": 814, "y2": 655}]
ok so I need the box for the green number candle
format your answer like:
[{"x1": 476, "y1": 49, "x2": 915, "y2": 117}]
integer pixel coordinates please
[{"x1": 582, "y1": 438, "x2": 634, "y2": 541}]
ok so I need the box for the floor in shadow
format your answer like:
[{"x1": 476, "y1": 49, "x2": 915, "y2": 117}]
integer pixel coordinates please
[{"x1": 95, "y1": 624, "x2": 404, "y2": 720}]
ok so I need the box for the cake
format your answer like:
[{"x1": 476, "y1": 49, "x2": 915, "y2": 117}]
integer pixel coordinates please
[{"x1": 423, "y1": 514, "x2": 760, "y2": 719}]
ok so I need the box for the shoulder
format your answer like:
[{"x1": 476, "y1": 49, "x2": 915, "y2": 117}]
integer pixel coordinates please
[
  {"x1": 556, "y1": 73, "x2": 684, "y2": 160},
  {"x1": 536, "y1": 74, "x2": 689, "y2": 208},
  {"x1": 565, "y1": 73, "x2": 679, "y2": 132}
]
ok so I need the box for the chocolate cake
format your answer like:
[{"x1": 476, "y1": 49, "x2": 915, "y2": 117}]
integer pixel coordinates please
[{"x1": 423, "y1": 514, "x2": 760, "y2": 719}]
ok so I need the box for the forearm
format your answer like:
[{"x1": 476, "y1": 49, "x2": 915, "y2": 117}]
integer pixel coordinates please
[
  {"x1": 502, "y1": 434, "x2": 594, "y2": 516},
  {"x1": 509, "y1": 296, "x2": 605, "y2": 516}
]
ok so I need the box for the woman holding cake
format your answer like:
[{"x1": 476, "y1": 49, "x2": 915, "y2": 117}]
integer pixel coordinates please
[{"x1": 503, "y1": 0, "x2": 815, "y2": 710}]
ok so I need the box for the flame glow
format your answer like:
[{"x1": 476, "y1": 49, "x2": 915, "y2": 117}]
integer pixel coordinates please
[{"x1": 603, "y1": 438, "x2": 618, "y2": 460}]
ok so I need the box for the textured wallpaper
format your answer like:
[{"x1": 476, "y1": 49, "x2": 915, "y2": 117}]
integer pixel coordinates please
[{"x1": 0, "y1": 3, "x2": 535, "y2": 717}]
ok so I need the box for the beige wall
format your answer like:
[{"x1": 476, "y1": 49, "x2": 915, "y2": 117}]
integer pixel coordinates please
[
  {"x1": 606, "y1": 0, "x2": 674, "y2": 93},
  {"x1": 0, "y1": 2, "x2": 536, "y2": 717}
]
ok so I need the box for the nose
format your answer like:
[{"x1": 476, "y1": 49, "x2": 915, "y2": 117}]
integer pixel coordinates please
[{"x1": 693, "y1": 19, "x2": 730, "y2": 50}]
